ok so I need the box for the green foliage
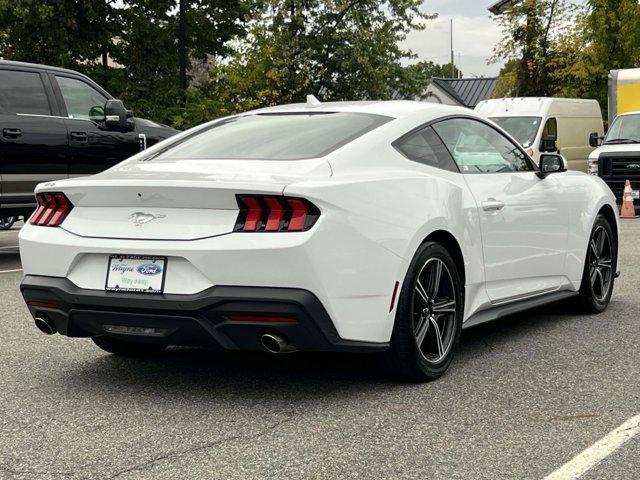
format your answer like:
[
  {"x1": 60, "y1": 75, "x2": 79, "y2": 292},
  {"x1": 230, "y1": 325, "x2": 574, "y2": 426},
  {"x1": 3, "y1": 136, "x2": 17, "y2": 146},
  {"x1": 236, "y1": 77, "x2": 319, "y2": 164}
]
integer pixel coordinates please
[
  {"x1": 551, "y1": 0, "x2": 640, "y2": 113},
  {"x1": 175, "y1": 0, "x2": 435, "y2": 128},
  {"x1": 492, "y1": 0, "x2": 640, "y2": 118},
  {"x1": 0, "y1": 0, "x2": 252, "y2": 126},
  {"x1": 0, "y1": 0, "x2": 115, "y2": 67},
  {"x1": 491, "y1": 0, "x2": 575, "y2": 97}
]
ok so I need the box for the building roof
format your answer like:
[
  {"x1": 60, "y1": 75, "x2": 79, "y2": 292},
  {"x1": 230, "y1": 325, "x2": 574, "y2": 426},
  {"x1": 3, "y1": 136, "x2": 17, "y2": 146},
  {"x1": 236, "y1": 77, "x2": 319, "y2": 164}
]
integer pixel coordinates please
[{"x1": 430, "y1": 77, "x2": 498, "y2": 108}]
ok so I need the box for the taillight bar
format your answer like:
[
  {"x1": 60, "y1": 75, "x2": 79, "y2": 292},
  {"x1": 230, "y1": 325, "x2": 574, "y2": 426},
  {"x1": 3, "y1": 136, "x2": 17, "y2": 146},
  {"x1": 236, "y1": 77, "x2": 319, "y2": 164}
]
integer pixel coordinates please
[
  {"x1": 234, "y1": 195, "x2": 320, "y2": 232},
  {"x1": 30, "y1": 192, "x2": 73, "y2": 227}
]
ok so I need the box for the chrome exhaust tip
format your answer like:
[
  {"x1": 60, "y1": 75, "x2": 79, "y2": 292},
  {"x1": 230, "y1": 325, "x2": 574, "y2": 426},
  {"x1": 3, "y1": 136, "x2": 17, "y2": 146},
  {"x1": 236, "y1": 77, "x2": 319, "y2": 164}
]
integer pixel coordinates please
[
  {"x1": 260, "y1": 333, "x2": 297, "y2": 354},
  {"x1": 34, "y1": 316, "x2": 57, "y2": 335}
]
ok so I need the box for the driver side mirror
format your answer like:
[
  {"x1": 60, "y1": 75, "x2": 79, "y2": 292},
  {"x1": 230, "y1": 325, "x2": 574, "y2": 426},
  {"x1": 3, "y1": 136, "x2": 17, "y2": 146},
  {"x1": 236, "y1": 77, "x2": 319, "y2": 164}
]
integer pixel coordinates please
[
  {"x1": 589, "y1": 132, "x2": 602, "y2": 148},
  {"x1": 89, "y1": 105, "x2": 105, "y2": 123},
  {"x1": 104, "y1": 99, "x2": 134, "y2": 132},
  {"x1": 537, "y1": 153, "x2": 567, "y2": 179},
  {"x1": 540, "y1": 135, "x2": 558, "y2": 153}
]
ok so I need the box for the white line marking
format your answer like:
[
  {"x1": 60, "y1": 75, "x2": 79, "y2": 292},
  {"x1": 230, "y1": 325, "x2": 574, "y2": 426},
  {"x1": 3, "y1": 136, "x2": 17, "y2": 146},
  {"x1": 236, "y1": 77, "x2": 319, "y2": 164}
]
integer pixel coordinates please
[
  {"x1": 0, "y1": 268, "x2": 22, "y2": 274},
  {"x1": 0, "y1": 245, "x2": 19, "y2": 250},
  {"x1": 543, "y1": 414, "x2": 640, "y2": 480}
]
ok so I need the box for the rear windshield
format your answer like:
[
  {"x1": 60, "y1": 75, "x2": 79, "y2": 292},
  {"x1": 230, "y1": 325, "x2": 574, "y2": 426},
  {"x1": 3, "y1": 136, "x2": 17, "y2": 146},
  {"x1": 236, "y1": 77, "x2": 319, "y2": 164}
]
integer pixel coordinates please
[
  {"x1": 489, "y1": 116, "x2": 542, "y2": 148},
  {"x1": 156, "y1": 112, "x2": 392, "y2": 161}
]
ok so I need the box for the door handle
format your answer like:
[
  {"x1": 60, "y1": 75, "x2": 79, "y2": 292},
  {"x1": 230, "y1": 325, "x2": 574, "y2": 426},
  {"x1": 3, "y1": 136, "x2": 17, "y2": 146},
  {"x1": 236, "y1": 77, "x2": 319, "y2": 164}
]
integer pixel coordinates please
[
  {"x1": 2, "y1": 128, "x2": 22, "y2": 139},
  {"x1": 70, "y1": 131, "x2": 88, "y2": 142},
  {"x1": 482, "y1": 198, "x2": 505, "y2": 212}
]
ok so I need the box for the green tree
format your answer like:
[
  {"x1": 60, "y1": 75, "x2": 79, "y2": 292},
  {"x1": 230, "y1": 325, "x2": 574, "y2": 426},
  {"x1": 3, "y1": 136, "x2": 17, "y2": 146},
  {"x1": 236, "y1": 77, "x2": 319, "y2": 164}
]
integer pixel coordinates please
[
  {"x1": 0, "y1": 0, "x2": 252, "y2": 125},
  {"x1": 491, "y1": 0, "x2": 574, "y2": 96},
  {"x1": 551, "y1": 0, "x2": 640, "y2": 113},
  {"x1": 176, "y1": 0, "x2": 434, "y2": 128},
  {"x1": 0, "y1": 0, "x2": 116, "y2": 69}
]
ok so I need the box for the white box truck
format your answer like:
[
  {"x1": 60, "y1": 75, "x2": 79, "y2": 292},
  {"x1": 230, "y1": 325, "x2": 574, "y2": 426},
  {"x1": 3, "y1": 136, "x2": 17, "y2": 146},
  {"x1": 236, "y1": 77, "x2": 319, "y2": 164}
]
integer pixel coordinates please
[
  {"x1": 608, "y1": 68, "x2": 640, "y2": 124},
  {"x1": 475, "y1": 97, "x2": 604, "y2": 172}
]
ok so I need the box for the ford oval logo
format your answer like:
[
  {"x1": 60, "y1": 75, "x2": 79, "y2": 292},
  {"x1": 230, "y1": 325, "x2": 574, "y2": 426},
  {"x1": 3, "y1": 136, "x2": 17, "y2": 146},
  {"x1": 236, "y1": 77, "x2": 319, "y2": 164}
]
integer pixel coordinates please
[
  {"x1": 628, "y1": 164, "x2": 640, "y2": 170},
  {"x1": 136, "y1": 263, "x2": 163, "y2": 276}
]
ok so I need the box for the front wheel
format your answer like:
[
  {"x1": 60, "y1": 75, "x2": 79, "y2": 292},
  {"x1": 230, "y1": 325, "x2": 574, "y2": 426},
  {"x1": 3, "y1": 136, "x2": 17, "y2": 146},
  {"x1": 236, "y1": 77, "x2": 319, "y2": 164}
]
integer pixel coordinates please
[
  {"x1": 92, "y1": 336, "x2": 167, "y2": 357},
  {"x1": 386, "y1": 242, "x2": 464, "y2": 382},
  {"x1": 575, "y1": 214, "x2": 616, "y2": 313}
]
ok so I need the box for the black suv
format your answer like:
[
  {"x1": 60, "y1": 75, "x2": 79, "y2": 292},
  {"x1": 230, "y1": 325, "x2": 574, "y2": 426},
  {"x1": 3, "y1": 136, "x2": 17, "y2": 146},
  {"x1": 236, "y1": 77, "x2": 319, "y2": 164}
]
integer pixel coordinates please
[{"x1": 0, "y1": 61, "x2": 179, "y2": 219}]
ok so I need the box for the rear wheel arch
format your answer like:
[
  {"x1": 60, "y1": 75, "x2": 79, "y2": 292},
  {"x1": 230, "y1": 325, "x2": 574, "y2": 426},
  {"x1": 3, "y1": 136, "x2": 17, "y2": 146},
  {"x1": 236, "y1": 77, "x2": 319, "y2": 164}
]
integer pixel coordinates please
[
  {"x1": 423, "y1": 230, "x2": 465, "y2": 286},
  {"x1": 598, "y1": 204, "x2": 618, "y2": 248}
]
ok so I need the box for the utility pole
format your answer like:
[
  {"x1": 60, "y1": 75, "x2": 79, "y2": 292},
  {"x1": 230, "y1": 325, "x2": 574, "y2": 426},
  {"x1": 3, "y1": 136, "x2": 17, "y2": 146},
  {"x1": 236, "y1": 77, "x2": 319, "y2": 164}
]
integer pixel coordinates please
[
  {"x1": 450, "y1": 19, "x2": 455, "y2": 78},
  {"x1": 178, "y1": 0, "x2": 186, "y2": 106}
]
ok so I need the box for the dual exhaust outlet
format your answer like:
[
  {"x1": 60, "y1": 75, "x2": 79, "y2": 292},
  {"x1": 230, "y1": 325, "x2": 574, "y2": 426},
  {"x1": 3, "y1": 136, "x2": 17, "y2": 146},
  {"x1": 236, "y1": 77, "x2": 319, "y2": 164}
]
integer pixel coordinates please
[
  {"x1": 34, "y1": 315, "x2": 57, "y2": 335},
  {"x1": 259, "y1": 333, "x2": 297, "y2": 354},
  {"x1": 33, "y1": 315, "x2": 296, "y2": 354}
]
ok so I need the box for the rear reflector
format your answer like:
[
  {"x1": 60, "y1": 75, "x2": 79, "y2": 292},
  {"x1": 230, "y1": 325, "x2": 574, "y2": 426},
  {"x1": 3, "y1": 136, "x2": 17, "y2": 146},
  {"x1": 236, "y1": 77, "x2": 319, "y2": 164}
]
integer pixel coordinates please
[
  {"x1": 227, "y1": 314, "x2": 296, "y2": 323},
  {"x1": 30, "y1": 192, "x2": 73, "y2": 227},
  {"x1": 389, "y1": 281, "x2": 399, "y2": 312},
  {"x1": 27, "y1": 301, "x2": 61, "y2": 309},
  {"x1": 235, "y1": 195, "x2": 320, "y2": 232}
]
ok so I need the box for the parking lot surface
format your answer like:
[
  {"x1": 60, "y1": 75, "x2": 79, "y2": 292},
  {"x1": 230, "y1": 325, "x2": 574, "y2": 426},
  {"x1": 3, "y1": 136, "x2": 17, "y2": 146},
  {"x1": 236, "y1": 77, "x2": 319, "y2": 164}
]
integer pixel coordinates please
[{"x1": 0, "y1": 221, "x2": 638, "y2": 479}]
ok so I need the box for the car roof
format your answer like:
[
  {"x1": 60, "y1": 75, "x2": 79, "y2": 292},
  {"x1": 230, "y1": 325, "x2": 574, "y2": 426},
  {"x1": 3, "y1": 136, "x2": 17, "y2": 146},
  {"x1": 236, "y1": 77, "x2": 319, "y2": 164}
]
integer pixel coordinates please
[
  {"x1": 250, "y1": 100, "x2": 471, "y2": 120},
  {"x1": 0, "y1": 60, "x2": 86, "y2": 75}
]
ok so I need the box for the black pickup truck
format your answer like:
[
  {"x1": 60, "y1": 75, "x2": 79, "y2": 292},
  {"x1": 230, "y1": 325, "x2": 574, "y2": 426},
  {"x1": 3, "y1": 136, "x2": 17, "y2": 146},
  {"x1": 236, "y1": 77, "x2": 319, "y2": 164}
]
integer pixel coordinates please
[{"x1": 0, "y1": 60, "x2": 179, "y2": 220}]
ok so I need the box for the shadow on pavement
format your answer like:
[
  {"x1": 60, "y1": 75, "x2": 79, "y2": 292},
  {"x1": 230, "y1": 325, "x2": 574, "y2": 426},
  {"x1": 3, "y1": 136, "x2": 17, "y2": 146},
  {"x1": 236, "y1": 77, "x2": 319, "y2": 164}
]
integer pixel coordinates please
[{"x1": 48, "y1": 299, "x2": 598, "y2": 400}]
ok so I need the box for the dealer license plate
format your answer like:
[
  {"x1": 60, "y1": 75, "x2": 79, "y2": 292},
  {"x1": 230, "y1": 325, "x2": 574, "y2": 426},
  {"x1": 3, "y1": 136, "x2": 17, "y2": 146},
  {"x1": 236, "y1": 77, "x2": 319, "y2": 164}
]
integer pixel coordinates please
[{"x1": 105, "y1": 255, "x2": 167, "y2": 293}]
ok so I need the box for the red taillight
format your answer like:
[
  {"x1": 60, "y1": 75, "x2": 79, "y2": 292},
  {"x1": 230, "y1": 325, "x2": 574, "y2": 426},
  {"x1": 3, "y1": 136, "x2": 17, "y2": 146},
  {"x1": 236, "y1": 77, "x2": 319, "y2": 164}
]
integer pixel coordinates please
[
  {"x1": 29, "y1": 192, "x2": 73, "y2": 227},
  {"x1": 235, "y1": 195, "x2": 319, "y2": 232}
]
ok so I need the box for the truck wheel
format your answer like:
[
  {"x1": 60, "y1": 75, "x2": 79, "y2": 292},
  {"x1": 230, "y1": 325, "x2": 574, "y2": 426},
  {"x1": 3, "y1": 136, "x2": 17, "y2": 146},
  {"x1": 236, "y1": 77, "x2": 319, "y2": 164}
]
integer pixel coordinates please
[{"x1": 0, "y1": 216, "x2": 16, "y2": 230}]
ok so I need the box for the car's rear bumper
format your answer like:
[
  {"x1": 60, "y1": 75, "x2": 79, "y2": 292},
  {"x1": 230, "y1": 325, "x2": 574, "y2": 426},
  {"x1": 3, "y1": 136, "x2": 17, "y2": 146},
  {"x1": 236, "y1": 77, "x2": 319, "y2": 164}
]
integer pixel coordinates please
[{"x1": 20, "y1": 275, "x2": 388, "y2": 353}]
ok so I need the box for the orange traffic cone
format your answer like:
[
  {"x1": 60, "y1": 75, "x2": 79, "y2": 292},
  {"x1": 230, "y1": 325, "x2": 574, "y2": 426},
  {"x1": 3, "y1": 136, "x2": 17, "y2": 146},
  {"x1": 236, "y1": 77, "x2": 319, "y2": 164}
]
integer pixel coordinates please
[{"x1": 620, "y1": 179, "x2": 638, "y2": 219}]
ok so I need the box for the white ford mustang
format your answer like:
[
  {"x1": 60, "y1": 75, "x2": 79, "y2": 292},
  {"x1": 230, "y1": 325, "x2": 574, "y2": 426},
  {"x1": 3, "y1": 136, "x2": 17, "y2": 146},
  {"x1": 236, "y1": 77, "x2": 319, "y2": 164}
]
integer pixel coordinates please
[{"x1": 19, "y1": 100, "x2": 619, "y2": 381}]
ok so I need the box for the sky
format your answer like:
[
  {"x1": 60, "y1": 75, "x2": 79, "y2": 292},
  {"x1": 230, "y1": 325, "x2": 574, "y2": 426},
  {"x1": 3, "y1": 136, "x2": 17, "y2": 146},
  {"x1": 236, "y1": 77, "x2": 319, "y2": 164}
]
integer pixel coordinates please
[
  {"x1": 405, "y1": 0, "x2": 589, "y2": 79},
  {"x1": 402, "y1": 0, "x2": 505, "y2": 78}
]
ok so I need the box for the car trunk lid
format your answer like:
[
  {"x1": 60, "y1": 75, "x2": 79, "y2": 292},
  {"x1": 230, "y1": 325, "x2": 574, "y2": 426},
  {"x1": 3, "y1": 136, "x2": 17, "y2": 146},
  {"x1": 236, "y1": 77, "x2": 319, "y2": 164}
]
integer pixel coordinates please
[{"x1": 45, "y1": 158, "x2": 330, "y2": 240}]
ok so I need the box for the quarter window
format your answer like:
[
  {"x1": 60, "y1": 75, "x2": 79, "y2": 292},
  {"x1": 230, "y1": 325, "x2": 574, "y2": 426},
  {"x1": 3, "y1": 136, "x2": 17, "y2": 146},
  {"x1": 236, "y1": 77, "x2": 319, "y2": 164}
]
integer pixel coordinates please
[
  {"x1": 394, "y1": 126, "x2": 458, "y2": 172},
  {"x1": 432, "y1": 118, "x2": 532, "y2": 174},
  {"x1": 56, "y1": 76, "x2": 107, "y2": 120},
  {"x1": 542, "y1": 117, "x2": 558, "y2": 138},
  {"x1": 0, "y1": 70, "x2": 51, "y2": 115}
]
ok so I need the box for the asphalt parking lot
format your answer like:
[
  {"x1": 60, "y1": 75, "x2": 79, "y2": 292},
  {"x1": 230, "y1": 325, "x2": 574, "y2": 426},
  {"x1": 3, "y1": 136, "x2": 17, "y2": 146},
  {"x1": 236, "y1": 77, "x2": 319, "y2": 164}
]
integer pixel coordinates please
[{"x1": 0, "y1": 221, "x2": 638, "y2": 480}]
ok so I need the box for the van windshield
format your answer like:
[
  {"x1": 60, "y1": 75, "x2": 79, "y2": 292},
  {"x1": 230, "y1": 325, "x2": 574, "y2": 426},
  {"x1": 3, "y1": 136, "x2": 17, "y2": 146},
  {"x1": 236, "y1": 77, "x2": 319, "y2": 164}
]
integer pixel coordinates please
[
  {"x1": 155, "y1": 112, "x2": 392, "y2": 161},
  {"x1": 604, "y1": 114, "x2": 640, "y2": 144},
  {"x1": 489, "y1": 116, "x2": 542, "y2": 148}
]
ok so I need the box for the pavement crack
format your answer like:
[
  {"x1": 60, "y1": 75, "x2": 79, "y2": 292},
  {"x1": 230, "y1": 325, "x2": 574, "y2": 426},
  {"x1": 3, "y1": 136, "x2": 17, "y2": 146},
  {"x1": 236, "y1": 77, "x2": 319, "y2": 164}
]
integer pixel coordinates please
[
  {"x1": 105, "y1": 411, "x2": 297, "y2": 480},
  {"x1": 0, "y1": 464, "x2": 73, "y2": 478}
]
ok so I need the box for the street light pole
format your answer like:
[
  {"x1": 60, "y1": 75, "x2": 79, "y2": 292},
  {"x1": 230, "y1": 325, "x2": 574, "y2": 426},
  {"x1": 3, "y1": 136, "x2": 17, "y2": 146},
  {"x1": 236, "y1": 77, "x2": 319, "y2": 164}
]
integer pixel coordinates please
[
  {"x1": 450, "y1": 19, "x2": 454, "y2": 78},
  {"x1": 178, "y1": 0, "x2": 186, "y2": 106}
]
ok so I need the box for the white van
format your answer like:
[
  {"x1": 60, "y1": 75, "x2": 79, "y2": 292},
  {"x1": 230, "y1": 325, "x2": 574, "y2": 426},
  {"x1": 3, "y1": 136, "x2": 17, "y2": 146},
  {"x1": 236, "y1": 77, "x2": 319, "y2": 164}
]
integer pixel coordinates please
[{"x1": 474, "y1": 97, "x2": 604, "y2": 172}]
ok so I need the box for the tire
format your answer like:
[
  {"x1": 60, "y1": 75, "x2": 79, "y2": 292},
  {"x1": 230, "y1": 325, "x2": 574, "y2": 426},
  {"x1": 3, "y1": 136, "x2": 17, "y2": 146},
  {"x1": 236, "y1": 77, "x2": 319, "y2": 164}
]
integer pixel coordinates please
[
  {"x1": 575, "y1": 214, "x2": 617, "y2": 313},
  {"x1": 92, "y1": 336, "x2": 167, "y2": 356},
  {"x1": 0, "y1": 216, "x2": 16, "y2": 230},
  {"x1": 386, "y1": 242, "x2": 464, "y2": 382}
]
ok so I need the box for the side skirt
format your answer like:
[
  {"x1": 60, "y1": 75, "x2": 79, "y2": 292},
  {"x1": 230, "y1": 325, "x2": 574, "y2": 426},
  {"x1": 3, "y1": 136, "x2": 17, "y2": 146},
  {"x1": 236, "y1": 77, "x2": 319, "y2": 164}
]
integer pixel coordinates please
[{"x1": 462, "y1": 290, "x2": 579, "y2": 330}]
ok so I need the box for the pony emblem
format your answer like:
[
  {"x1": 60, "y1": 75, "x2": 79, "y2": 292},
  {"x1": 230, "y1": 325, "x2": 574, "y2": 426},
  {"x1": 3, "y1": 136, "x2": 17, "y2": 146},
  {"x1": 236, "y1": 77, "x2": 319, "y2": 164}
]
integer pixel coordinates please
[{"x1": 129, "y1": 212, "x2": 166, "y2": 226}]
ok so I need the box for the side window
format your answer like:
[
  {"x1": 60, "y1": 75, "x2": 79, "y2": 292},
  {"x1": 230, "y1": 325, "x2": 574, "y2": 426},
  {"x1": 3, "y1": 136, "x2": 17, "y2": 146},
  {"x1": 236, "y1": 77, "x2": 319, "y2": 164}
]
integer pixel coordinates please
[
  {"x1": 394, "y1": 126, "x2": 458, "y2": 172},
  {"x1": 0, "y1": 70, "x2": 51, "y2": 115},
  {"x1": 542, "y1": 117, "x2": 558, "y2": 138},
  {"x1": 432, "y1": 118, "x2": 533, "y2": 174},
  {"x1": 55, "y1": 76, "x2": 107, "y2": 120}
]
